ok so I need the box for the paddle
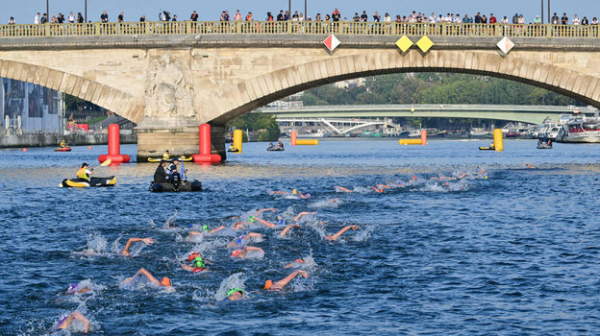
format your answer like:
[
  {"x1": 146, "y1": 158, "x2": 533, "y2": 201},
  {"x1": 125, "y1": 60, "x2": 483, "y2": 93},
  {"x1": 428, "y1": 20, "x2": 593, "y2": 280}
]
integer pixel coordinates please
[
  {"x1": 181, "y1": 159, "x2": 186, "y2": 181},
  {"x1": 90, "y1": 159, "x2": 112, "y2": 170}
]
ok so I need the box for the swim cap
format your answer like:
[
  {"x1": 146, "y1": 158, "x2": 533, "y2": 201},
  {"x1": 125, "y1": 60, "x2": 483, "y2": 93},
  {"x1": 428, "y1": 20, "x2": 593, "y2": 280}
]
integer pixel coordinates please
[
  {"x1": 67, "y1": 284, "x2": 78, "y2": 294},
  {"x1": 264, "y1": 280, "x2": 273, "y2": 290},
  {"x1": 248, "y1": 216, "x2": 256, "y2": 223},
  {"x1": 326, "y1": 235, "x2": 332, "y2": 239},
  {"x1": 304, "y1": 193, "x2": 311, "y2": 198},
  {"x1": 160, "y1": 277, "x2": 171, "y2": 287},
  {"x1": 292, "y1": 189, "x2": 297, "y2": 194},
  {"x1": 235, "y1": 235, "x2": 246, "y2": 245},
  {"x1": 193, "y1": 256, "x2": 205, "y2": 268},
  {"x1": 227, "y1": 288, "x2": 245, "y2": 297},
  {"x1": 277, "y1": 219, "x2": 285, "y2": 226},
  {"x1": 188, "y1": 252, "x2": 200, "y2": 261},
  {"x1": 231, "y1": 249, "x2": 242, "y2": 257},
  {"x1": 202, "y1": 224, "x2": 209, "y2": 232}
]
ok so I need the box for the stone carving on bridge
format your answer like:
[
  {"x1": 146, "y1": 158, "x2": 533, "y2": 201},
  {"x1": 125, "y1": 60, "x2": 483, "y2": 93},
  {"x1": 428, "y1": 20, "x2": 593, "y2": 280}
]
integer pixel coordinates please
[{"x1": 144, "y1": 54, "x2": 196, "y2": 119}]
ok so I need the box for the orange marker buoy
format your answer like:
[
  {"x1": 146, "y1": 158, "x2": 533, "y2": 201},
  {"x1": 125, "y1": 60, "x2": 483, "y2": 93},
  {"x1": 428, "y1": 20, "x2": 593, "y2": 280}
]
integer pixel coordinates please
[
  {"x1": 88, "y1": 146, "x2": 92, "y2": 150},
  {"x1": 22, "y1": 148, "x2": 27, "y2": 152}
]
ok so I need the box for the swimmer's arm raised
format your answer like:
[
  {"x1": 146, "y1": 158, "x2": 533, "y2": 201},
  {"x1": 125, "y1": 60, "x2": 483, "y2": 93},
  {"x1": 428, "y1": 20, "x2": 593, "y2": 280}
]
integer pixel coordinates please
[
  {"x1": 293, "y1": 211, "x2": 316, "y2": 222},
  {"x1": 120, "y1": 238, "x2": 154, "y2": 256},
  {"x1": 272, "y1": 270, "x2": 309, "y2": 289},
  {"x1": 254, "y1": 208, "x2": 277, "y2": 216},
  {"x1": 255, "y1": 217, "x2": 276, "y2": 228},
  {"x1": 329, "y1": 225, "x2": 360, "y2": 240},
  {"x1": 279, "y1": 224, "x2": 300, "y2": 237}
]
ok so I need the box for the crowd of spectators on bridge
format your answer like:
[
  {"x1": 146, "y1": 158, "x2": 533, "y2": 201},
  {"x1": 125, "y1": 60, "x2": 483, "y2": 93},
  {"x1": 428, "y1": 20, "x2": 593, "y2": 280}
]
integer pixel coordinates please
[{"x1": 6, "y1": 8, "x2": 600, "y2": 37}]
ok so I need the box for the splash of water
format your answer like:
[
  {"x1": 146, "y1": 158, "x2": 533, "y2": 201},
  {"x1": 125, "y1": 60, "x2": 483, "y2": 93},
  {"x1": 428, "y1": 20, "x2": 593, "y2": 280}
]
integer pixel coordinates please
[{"x1": 214, "y1": 272, "x2": 246, "y2": 301}]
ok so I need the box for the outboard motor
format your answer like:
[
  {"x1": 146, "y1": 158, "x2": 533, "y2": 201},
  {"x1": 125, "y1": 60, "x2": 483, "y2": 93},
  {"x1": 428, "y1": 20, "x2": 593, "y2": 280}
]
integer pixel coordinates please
[{"x1": 172, "y1": 172, "x2": 181, "y2": 191}]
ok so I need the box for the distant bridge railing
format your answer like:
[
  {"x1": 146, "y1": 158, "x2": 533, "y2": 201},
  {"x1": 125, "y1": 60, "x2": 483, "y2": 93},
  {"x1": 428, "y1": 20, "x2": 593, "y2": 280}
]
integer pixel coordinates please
[{"x1": 0, "y1": 21, "x2": 599, "y2": 39}]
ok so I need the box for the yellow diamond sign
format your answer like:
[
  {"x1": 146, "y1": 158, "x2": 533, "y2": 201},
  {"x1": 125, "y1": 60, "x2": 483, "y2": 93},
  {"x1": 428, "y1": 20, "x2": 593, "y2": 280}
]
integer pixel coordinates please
[
  {"x1": 416, "y1": 36, "x2": 434, "y2": 53},
  {"x1": 395, "y1": 35, "x2": 413, "y2": 52}
]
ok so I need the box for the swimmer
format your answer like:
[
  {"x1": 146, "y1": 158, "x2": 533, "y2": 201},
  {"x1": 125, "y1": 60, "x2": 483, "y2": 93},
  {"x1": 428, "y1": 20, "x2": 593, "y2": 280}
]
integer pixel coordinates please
[
  {"x1": 326, "y1": 225, "x2": 360, "y2": 241},
  {"x1": 254, "y1": 208, "x2": 277, "y2": 216},
  {"x1": 457, "y1": 172, "x2": 468, "y2": 179},
  {"x1": 120, "y1": 237, "x2": 154, "y2": 256},
  {"x1": 122, "y1": 268, "x2": 174, "y2": 292},
  {"x1": 334, "y1": 186, "x2": 353, "y2": 192},
  {"x1": 293, "y1": 211, "x2": 317, "y2": 222},
  {"x1": 523, "y1": 163, "x2": 536, "y2": 169},
  {"x1": 186, "y1": 225, "x2": 225, "y2": 240},
  {"x1": 376, "y1": 184, "x2": 392, "y2": 189},
  {"x1": 181, "y1": 252, "x2": 212, "y2": 272},
  {"x1": 231, "y1": 246, "x2": 264, "y2": 259},
  {"x1": 66, "y1": 283, "x2": 92, "y2": 295},
  {"x1": 252, "y1": 217, "x2": 278, "y2": 228},
  {"x1": 279, "y1": 224, "x2": 300, "y2": 237},
  {"x1": 475, "y1": 165, "x2": 486, "y2": 174},
  {"x1": 284, "y1": 258, "x2": 306, "y2": 268},
  {"x1": 371, "y1": 186, "x2": 385, "y2": 193},
  {"x1": 264, "y1": 270, "x2": 309, "y2": 290},
  {"x1": 226, "y1": 288, "x2": 246, "y2": 301},
  {"x1": 227, "y1": 233, "x2": 263, "y2": 248},
  {"x1": 57, "y1": 311, "x2": 91, "y2": 333}
]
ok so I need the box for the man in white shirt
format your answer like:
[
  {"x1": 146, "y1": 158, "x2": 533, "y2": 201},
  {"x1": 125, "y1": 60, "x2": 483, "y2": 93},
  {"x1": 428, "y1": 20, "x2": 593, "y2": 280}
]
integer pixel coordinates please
[
  {"x1": 572, "y1": 14, "x2": 580, "y2": 25},
  {"x1": 429, "y1": 13, "x2": 436, "y2": 23},
  {"x1": 34, "y1": 13, "x2": 40, "y2": 24}
]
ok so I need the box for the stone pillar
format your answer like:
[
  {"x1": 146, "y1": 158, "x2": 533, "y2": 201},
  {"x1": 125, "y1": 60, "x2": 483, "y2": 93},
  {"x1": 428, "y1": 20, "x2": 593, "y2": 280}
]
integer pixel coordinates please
[
  {"x1": 135, "y1": 118, "x2": 201, "y2": 161},
  {"x1": 210, "y1": 123, "x2": 227, "y2": 161}
]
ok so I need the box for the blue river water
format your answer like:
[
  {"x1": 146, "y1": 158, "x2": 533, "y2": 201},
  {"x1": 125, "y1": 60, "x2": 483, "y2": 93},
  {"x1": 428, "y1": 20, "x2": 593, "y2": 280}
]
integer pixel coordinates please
[{"x1": 1, "y1": 139, "x2": 600, "y2": 335}]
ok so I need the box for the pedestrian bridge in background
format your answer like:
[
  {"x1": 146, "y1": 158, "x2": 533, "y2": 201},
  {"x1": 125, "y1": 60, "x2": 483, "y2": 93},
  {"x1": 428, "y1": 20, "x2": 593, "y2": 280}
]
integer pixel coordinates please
[
  {"x1": 1, "y1": 21, "x2": 600, "y2": 159},
  {"x1": 255, "y1": 104, "x2": 590, "y2": 124}
]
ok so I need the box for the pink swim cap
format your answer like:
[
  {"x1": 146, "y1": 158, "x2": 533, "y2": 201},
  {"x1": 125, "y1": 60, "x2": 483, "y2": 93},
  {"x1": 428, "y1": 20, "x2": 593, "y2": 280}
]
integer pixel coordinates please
[{"x1": 231, "y1": 249, "x2": 241, "y2": 257}]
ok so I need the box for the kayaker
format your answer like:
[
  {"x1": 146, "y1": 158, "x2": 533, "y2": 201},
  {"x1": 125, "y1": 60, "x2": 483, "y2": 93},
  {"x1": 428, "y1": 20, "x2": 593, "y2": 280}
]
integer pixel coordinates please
[
  {"x1": 263, "y1": 270, "x2": 309, "y2": 290},
  {"x1": 326, "y1": 225, "x2": 360, "y2": 241},
  {"x1": 56, "y1": 311, "x2": 91, "y2": 333},
  {"x1": 278, "y1": 141, "x2": 284, "y2": 148},
  {"x1": 76, "y1": 163, "x2": 92, "y2": 181},
  {"x1": 162, "y1": 150, "x2": 170, "y2": 160},
  {"x1": 59, "y1": 140, "x2": 67, "y2": 148},
  {"x1": 153, "y1": 160, "x2": 169, "y2": 182},
  {"x1": 122, "y1": 268, "x2": 175, "y2": 292}
]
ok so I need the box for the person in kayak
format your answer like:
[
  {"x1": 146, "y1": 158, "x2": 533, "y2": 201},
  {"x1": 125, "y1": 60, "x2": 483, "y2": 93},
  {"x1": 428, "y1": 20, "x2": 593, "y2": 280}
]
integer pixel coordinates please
[
  {"x1": 59, "y1": 140, "x2": 68, "y2": 148},
  {"x1": 56, "y1": 311, "x2": 91, "y2": 333},
  {"x1": 122, "y1": 268, "x2": 175, "y2": 292},
  {"x1": 162, "y1": 150, "x2": 170, "y2": 160},
  {"x1": 76, "y1": 163, "x2": 93, "y2": 181},
  {"x1": 153, "y1": 160, "x2": 170, "y2": 182},
  {"x1": 263, "y1": 270, "x2": 309, "y2": 290},
  {"x1": 119, "y1": 237, "x2": 155, "y2": 256},
  {"x1": 326, "y1": 225, "x2": 360, "y2": 241}
]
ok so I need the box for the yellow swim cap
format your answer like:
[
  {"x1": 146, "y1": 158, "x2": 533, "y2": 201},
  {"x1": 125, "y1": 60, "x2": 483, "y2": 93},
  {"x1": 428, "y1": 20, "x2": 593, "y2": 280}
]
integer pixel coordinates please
[{"x1": 292, "y1": 189, "x2": 297, "y2": 194}]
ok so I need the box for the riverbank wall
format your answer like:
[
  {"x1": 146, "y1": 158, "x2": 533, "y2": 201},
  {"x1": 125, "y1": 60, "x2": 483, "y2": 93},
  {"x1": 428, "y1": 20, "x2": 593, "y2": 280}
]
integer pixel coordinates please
[{"x1": 0, "y1": 131, "x2": 137, "y2": 148}]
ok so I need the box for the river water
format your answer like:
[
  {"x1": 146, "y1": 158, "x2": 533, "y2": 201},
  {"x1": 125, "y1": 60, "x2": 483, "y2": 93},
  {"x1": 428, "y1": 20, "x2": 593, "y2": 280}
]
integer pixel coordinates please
[{"x1": 1, "y1": 139, "x2": 600, "y2": 335}]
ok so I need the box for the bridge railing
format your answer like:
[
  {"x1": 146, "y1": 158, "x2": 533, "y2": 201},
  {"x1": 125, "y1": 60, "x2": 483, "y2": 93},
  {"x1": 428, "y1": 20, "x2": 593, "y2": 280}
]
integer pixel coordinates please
[{"x1": 0, "y1": 21, "x2": 599, "y2": 39}]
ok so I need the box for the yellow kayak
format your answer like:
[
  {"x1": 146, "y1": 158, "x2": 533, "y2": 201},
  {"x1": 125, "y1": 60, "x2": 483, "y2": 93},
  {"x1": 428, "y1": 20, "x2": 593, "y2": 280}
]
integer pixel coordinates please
[
  {"x1": 148, "y1": 156, "x2": 193, "y2": 162},
  {"x1": 60, "y1": 176, "x2": 117, "y2": 188}
]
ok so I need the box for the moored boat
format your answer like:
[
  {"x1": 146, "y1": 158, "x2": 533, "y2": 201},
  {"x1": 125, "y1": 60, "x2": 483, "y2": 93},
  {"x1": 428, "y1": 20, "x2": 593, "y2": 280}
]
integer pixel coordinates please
[
  {"x1": 148, "y1": 156, "x2": 193, "y2": 162},
  {"x1": 556, "y1": 116, "x2": 600, "y2": 143},
  {"x1": 60, "y1": 176, "x2": 117, "y2": 188}
]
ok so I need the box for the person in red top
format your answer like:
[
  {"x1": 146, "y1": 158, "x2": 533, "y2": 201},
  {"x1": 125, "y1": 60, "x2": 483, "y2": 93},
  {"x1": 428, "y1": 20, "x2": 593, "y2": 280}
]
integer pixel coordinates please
[{"x1": 489, "y1": 13, "x2": 497, "y2": 24}]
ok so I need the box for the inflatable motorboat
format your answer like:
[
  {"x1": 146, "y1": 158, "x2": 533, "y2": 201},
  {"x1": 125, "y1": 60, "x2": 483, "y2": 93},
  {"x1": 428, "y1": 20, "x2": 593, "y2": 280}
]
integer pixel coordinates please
[
  {"x1": 148, "y1": 156, "x2": 193, "y2": 162},
  {"x1": 479, "y1": 147, "x2": 495, "y2": 151},
  {"x1": 54, "y1": 147, "x2": 72, "y2": 152},
  {"x1": 149, "y1": 180, "x2": 203, "y2": 192},
  {"x1": 267, "y1": 145, "x2": 285, "y2": 151},
  {"x1": 227, "y1": 147, "x2": 240, "y2": 153},
  {"x1": 537, "y1": 143, "x2": 552, "y2": 149},
  {"x1": 60, "y1": 176, "x2": 117, "y2": 188}
]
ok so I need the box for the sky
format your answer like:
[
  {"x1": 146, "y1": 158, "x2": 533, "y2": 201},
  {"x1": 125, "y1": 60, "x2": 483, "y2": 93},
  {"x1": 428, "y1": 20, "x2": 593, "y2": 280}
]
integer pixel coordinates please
[{"x1": 5, "y1": 0, "x2": 600, "y2": 24}]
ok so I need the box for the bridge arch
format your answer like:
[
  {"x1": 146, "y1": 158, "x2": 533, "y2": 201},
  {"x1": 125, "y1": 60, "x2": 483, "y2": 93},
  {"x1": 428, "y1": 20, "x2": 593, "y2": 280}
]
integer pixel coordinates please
[
  {"x1": 0, "y1": 59, "x2": 143, "y2": 122},
  {"x1": 208, "y1": 50, "x2": 598, "y2": 124}
]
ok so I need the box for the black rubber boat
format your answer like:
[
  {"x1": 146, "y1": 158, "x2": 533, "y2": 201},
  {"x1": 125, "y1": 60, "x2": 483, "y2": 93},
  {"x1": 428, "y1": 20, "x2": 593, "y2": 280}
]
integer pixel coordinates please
[{"x1": 149, "y1": 180, "x2": 203, "y2": 192}]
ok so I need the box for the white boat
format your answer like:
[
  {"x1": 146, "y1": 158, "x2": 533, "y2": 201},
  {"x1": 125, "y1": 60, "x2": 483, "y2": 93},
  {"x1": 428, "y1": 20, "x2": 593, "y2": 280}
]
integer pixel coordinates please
[
  {"x1": 469, "y1": 128, "x2": 491, "y2": 137},
  {"x1": 556, "y1": 112, "x2": 600, "y2": 143},
  {"x1": 408, "y1": 129, "x2": 422, "y2": 137}
]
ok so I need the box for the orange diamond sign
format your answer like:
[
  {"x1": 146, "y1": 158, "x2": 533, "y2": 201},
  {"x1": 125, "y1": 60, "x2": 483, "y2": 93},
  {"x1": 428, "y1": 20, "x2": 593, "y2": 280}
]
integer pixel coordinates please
[{"x1": 323, "y1": 34, "x2": 340, "y2": 52}]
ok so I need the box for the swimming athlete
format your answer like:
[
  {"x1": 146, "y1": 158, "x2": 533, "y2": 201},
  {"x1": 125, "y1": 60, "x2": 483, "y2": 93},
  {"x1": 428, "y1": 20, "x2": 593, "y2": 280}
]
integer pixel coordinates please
[
  {"x1": 120, "y1": 237, "x2": 154, "y2": 256},
  {"x1": 475, "y1": 165, "x2": 486, "y2": 174},
  {"x1": 279, "y1": 224, "x2": 300, "y2": 237},
  {"x1": 186, "y1": 224, "x2": 225, "y2": 240},
  {"x1": 226, "y1": 288, "x2": 246, "y2": 301},
  {"x1": 264, "y1": 270, "x2": 309, "y2": 290},
  {"x1": 231, "y1": 246, "x2": 264, "y2": 259},
  {"x1": 334, "y1": 186, "x2": 353, "y2": 192},
  {"x1": 293, "y1": 211, "x2": 317, "y2": 222},
  {"x1": 66, "y1": 283, "x2": 92, "y2": 295},
  {"x1": 227, "y1": 233, "x2": 263, "y2": 248},
  {"x1": 523, "y1": 163, "x2": 536, "y2": 169},
  {"x1": 327, "y1": 225, "x2": 360, "y2": 241},
  {"x1": 284, "y1": 258, "x2": 306, "y2": 268},
  {"x1": 57, "y1": 311, "x2": 91, "y2": 333},
  {"x1": 254, "y1": 208, "x2": 277, "y2": 216},
  {"x1": 122, "y1": 268, "x2": 174, "y2": 292},
  {"x1": 181, "y1": 252, "x2": 211, "y2": 272},
  {"x1": 371, "y1": 186, "x2": 385, "y2": 193}
]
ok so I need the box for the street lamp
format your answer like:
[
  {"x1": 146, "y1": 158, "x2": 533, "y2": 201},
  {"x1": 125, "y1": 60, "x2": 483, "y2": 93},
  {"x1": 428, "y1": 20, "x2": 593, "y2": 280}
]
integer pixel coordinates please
[
  {"x1": 46, "y1": 0, "x2": 49, "y2": 20},
  {"x1": 548, "y1": 0, "x2": 551, "y2": 24},
  {"x1": 541, "y1": 0, "x2": 544, "y2": 24},
  {"x1": 85, "y1": 0, "x2": 88, "y2": 22}
]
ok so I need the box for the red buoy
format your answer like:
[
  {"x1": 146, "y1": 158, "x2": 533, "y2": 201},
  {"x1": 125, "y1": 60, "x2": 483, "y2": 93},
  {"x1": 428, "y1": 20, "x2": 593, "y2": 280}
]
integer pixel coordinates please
[
  {"x1": 98, "y1": 124, "x2": 130, "y2": 163},
  {"x1": 192, "y1": 124, "x2": 221, "y2": 163}
]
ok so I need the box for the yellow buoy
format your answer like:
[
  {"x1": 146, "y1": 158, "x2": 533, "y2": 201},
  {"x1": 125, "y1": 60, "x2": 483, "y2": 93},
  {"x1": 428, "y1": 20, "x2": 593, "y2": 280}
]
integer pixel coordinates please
[
  {"x1": 493, "y1": 129, "x2": 504, "y2": 151},
  {"x1": 233, "y1": 129, "x2": 243, "y2": 154},
  {"x1": 399, "y1": 139, "x2": 422, "y2": 145},
  {"x1": 295, "y1": 139, "x2": 319, "y2": 145}
]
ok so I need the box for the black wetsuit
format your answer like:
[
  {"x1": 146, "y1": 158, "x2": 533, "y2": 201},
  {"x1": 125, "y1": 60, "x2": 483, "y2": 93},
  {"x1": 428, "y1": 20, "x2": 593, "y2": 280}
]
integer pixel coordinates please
[{"x1": 154, "y1": 165, "x2": 169, "y2": 182}]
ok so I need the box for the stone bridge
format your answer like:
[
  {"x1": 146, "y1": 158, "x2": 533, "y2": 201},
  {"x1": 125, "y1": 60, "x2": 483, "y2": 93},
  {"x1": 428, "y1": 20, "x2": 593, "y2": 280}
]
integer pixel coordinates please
[{"x1": 1, "y1": 21, "x2": 600, "y2": 160}]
